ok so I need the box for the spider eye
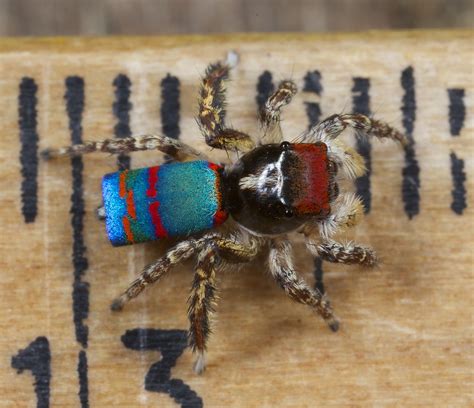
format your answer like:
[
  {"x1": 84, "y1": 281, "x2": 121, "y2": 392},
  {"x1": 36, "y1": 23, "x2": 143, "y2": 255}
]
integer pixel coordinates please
[
  {"x1": 327, "y1": 160, "x2": 338, "y2": 175},
  {"x1": 269, "y1": 202, "x2": 294, "y2": 218},
  {"x1": 280, "y1": 141, "x2": 291, "y2": 151}
]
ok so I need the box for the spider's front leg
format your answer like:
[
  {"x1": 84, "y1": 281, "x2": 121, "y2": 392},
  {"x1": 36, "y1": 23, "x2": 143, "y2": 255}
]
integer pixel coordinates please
[
  {"x1": 304, "y1": 193, "x2": 377, "y2": 266},
  {"x1": 198, "y1": 52, "x2": 255, "y2": 153},
  {"x1": 301, "y1": 113, "x2": 407, "y2": 180},
  {"x1": 268, "y1": 238, "x2": 339, "y2": 331},
  {"x1": 303, "y1": 113, "x2": 408, "y2": 146},
  {"x1": 258, "y1": 80, "x2": 297, "y2": 144},
  {"x1": 308, "y1": 239, "x2": 378, "y2": 267},
  {"x1": 41, "y1": 133, "x2": 206, "y2": 162},
  {"x1": 188, "y1": 234, "x2": 261, "y2": 374},
  {"x1": 308, "y1": 193, "x2": 365, "y2": 240}
]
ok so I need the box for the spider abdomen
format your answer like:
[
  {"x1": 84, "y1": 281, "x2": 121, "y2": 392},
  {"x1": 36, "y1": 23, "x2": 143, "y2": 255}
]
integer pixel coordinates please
[{"x1": 102, "y1": 160, "x2": 227, "y2": 246}]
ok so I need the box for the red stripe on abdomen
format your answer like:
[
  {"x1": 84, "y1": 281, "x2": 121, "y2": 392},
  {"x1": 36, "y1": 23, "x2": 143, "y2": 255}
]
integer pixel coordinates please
[
  {"x1": 146, "y1": 166, "x2": 160, "y2": 197},
  {"x1": 149, "y1": 201, "x2": 168, "y2": 238},
  {"x1": 126, "y1": 190, "x2": 136, "y2": 219},
  {"x1": 122, "y1": 216, "x2": 134, "y2": 243},
  {"x1": 119, "y1": 170, "x2": 128, "y2": 198}
]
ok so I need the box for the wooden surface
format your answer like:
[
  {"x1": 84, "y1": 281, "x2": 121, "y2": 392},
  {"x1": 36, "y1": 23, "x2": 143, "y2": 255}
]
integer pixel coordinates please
[
  {"x1": 1, "y1": 0, "x2": 472, "y2": 36},
  {"x1": 0, "y1": 31, "x2": 472, "y2": 407}
]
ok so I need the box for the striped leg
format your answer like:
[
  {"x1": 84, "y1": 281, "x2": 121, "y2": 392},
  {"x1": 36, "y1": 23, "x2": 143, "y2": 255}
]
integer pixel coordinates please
[
  {"x1": 303, "y1": 113, "x2": 408, "y2": 146},
  {"x1": 41, "y1": 134, "x2": 206, "y2": 162},
  {"x1": 268, "y1": 238, "x2": 339, "y2": 331},
  {"x1": 315, "y1": 240, "x2": 377, "y2": 267},
  {"x1": 258, "y1": 80, "x2": 297, "y2": 144},
  {"x1": 110, "y1": 236, "x2": 209, "y2": 311},
  {"x1": 188, "y1": 247, "x2": 218, "y2": 375},
  {"x1": 301, "y1": 113, "x2": 407, "y2": 179},
  {"x1": 198, "y1": 52, "x2": 255, "y2": 152},
  {"x1": 188, "y1": 234, "x2": 261, "y2": 374}
]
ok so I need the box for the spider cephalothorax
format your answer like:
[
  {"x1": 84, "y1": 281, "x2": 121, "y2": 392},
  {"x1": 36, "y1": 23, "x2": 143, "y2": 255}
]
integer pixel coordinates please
[
  {"x1": 43, "y1": 51, "x2": 407, "y2": 374},
  {"x1": 224, "y1": 141, "x2": 338, "y2": 235}
]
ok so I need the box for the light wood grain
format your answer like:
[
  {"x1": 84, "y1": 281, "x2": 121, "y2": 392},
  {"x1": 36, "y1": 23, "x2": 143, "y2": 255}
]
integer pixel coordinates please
[{"x1": 0, "y1": 31, "x2": 472, "y2": 407}]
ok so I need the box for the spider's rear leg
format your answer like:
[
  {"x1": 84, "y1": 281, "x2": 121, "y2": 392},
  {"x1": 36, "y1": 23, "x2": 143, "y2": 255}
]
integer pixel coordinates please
[
  {"x1": 110, "y1": 235, "x2": 209, "y2": 311},
  {"x1": 268, "y1": 238, "x2": 339, "y2": 332},
  {"x1": 41, "y1": 134, "x2": 206, "y2": 162},
  {"x1": 198, "y1": 52, "x2": 255, "y2": 153},
  {"x1": 188, "y1": 234, "x2": 261, "y2": 374},
  {"x1": 188, "y1": 247, "x2": 218, "y2": 375},
  {"x1": 258, "y1": 80, "x2": 297, "y2": 144},
  {"x1": 96, "y1": 205, "x2": 106, "y2": 221}
]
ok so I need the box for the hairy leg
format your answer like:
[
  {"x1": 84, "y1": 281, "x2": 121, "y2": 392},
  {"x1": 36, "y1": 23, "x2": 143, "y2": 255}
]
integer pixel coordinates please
[
  {"x1": 303, "y1": 192, "x2": 376, "y2": 265},
  {"x1": 314, "y1": 240, "x2": 377, "y2": 267},
  {"x1": 258, "y1": 80, "x2": 297, "y2": 144},
  {"x1": 314, "y1": 193, "x2": 364, "y2": 240},
  {"x1": 198, "y1": 52, "x2": 255, "y2": 152},
  {"x1": 188, "y1": 233, "x2": 261, "y2": 374},
  {"x1": 301, "y1": 113, "x2": 407, "y2": 180},
  {"x1": 110, "y1": 235, "x2": 210, "y2": 311},
  {"x1": 41, "y1": 133, "x2": 206, "y2": 162},
  {"x1": 268, "y1": 238, "x2": 339, "y2": 331},
  {"x1": 303, "y1": 113, "x2": 408, "y2": 146},
  {"x1": 188, "y1": 247, "x2": 218, "y2": 374}
]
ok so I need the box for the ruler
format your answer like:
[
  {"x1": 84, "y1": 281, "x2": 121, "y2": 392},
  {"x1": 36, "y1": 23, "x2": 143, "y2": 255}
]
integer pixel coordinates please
[{"x1": 1, "y1": 32, "x2": 472, "y2": 407}]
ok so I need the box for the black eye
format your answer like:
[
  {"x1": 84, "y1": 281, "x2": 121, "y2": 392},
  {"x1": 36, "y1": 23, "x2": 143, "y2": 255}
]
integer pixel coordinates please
[
  {"x1": 280, "y1": 141, "x2": 291, "y2": 151},
  {"x1": 327, "y1": 160, "x2": 338, "y2": 175},
  {"x1": 283, "y1": 207, "x2": 294, "y2": 218}
]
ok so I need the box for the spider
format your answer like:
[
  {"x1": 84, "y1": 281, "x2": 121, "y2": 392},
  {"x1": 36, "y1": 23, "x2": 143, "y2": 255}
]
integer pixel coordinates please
[{"x1": 43, "y1": 51, "x2": 407, "y2": 374}]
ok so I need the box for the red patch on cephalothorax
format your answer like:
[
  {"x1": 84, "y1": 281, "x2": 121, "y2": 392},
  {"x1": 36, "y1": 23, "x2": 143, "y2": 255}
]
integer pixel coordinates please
[
  {"x1": 149, "y1": 201, "x2": 168, "y2": 238},
  {"x1": 207, "y1": 162, "x2": 229, "y2": 226},
  {"x1": 292, "y1": 143, "x2": 330, "y2": 216},
  {"x1": 146, "y1": 166, "x2": 159, "y2": 198}
]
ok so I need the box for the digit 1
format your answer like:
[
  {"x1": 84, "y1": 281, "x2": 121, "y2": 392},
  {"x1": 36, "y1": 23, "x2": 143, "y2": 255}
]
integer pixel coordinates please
[{"x1": 11, "y1": 336, "x2": 51, "y2": 408}]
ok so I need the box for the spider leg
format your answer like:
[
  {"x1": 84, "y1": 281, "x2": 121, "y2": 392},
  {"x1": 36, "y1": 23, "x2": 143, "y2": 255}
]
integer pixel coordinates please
[
  {"x1": 41, "y1": 134, "x2": 206, "y2": 162},
  {"x1": 313, "y1": 240, "x2": 377, "y2": 267},
  {"x1": 327, "y1": 139, "x2": 366, "y2": 180},
  {"x1": 258, "y1": 80, "x2": 298, "y2": 145},
  {"x1": 303, "y1": 193, "x2": 376, "y2": 266},
  {"x1": 188, "y1": 234, "x2": 261, "y2": 374},
  {"x1": 96, "y1": 205, "x2": 106, "y2": 221},
  {"x1": 110, "y1": 235, "x2": 209, "y2": 311},
  {"x1": 311, "y1": 193, "x2": 365, "y2": 240},
  {"x1": 302, "y1": 113, "x2": 407, "y2": 180},
  {"x1": 268, "y1": 238, "x2": 339, "y2": 331},
  {"x1": 198, "y1": 52, "x2": 255, "y2": 152},
  {"x1": 302, "y1": 113, "x2": 408, "y2": 146},
  {"x1": 188, "y1": 247, "x2": 218, "y2": 375}
]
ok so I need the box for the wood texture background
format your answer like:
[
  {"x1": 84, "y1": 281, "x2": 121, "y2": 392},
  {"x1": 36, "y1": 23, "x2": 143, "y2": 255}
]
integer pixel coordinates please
[
  {"x1": 0, "y1": 0, "x2": 472, "y2": 36},
  {"x1": 0, "y1": 31, "x2": 472, "y2": 407}
]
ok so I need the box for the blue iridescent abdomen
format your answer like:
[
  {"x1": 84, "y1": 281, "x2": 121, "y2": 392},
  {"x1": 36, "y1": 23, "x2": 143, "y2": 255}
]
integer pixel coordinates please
[{"x1": 102, "y1": 160, "x2": 228, "y2": 246}]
